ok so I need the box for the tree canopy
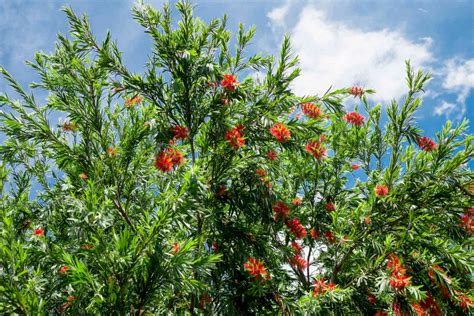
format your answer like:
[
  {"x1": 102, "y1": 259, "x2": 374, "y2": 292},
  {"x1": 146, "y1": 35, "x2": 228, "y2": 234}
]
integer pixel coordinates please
[{"x1": 0, "y1": 1, "x2": 472, "y2": 315}]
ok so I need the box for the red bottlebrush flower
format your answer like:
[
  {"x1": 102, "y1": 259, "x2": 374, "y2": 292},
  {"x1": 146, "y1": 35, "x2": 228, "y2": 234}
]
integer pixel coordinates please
[
  {"x1": 171, "y1": 125, "x2": 189, "y2": 140},
  {"x1": 256, "y1": 168, "x2": 267, "y2": 177},
  {"x1": 350, "y1": 86, "x2": 364, "y2": 97},
  {"x1": 225, "y1": 126, "x2": 245, "y2": 150},
  {"x1": 59, "y1": 266, "x2": 69, "y2": 274},
  {"x1": 392, "y1": 302, "x2": 402, "y2": 316},
  {"x1": 305, "y1": 140, "x2": 327, "y2": 160},
  {"x1": 244, "y1": 257, "x2": 270, "y2": 280},
  {"x1": 459, "y1": 213, "x2": 473, "y2": 233},
  {"x1": 310, "y1": 228, "x2": 320, "y2": 240},
  {"x1": 375, "y1": 184, "x2": 389, "y2": 197},
  {"x1": 81, "y1": 244, "x2": 94, "y2": 250},
  {"x1": 273, "y1": 201, "x2": 291, "y2": 220},
  {"x1": 455, "y1": 291, "x2": 474, "y2": 311},
  {"x1": 211, "y1": 241, "x2": 219, "y2": 252},
  {"x1": 289, "y1": 254, "x2": 308, "y2": 269},
  {"x1": 292, "y1": 197, "x2": 302, "y2": 206},
  {"x1": 125, "y1": 95, "x2": 143, "y2": 107},
  {"x1": 221, "y1": 74, "x2": 238, "y2": 91},
  {"x1": 172, "y1": 242, "x2": 180, "y2": 254},
  {"x1": 107, "y1": 147, "x2": 118, "y2": 157},
  {"x1": 154, "y1": 150, "x2": 174, "y2": 172},
  {"x1": 168, "y1": 148, "x2": 185, "y2": 166},
  {"x1": 313, "y1": 277, "x2": 335, "y2": 296},
  {"x1": 387, "y1": 254, "x2": 411, "y2": 290},
  {"x1": 389, "y1": 274, "x2": 411, "y2": 290},
  {"x1": 325, "y1": 202, "x2": 335, "y2": 212},
  {"x1": 416, "y1": 136, "x2": 437, "y2": 152},
  {"x1": 374, "y1": 311, "x2": 388, "y2": 316},
  {"x1": 33, "y1": 227, "x2": 44, "y2": 236},
  {"x1": 301, "y1": 102, "x2": 323, "y2": 119},
  {"x1": 286, "y1": 218, "x2": 307, "y2": 239},
  {"x1": 79, "y1": 173, "x2": 88, "y2": 180},
  {"x1": 324, "y1": 231, "x2": 335, "y2": 243},
  {"x1": 419, "y1": 294, "x2": 442, "y2": 316},
  {"x1": 344, "y1": 111, "x2": 365, "y2": 126},
  {"x1": 351, "y1": 164, "x2": 360, "y2": 170},
  {"x1": 216, "y1": 185, "x2": 227, "y2": 198},
  {"x1": 62, "y1": 121, "x2": 78, "y2": 132},
  {"x1": 199, "y1": 293, "x2": 212, "y2": 309},
  {"x1": 269, "y1": 123, "x2": 291, "y2": 142},
  {"x1": 368, "y1": 293, "x2": 377, "y2": 305},
  {"x1": 365, "y1": 215, "x2": 371, "y2": 225},
  {"x1": 267, "y1": 150, "x2": 278, "y2": 161},
  {"x1": 411, "y1": 303, "x2": 427, "y2": 316},
  {"x1": 291, "y1": 241, "x2": 302, "y2": 253}
]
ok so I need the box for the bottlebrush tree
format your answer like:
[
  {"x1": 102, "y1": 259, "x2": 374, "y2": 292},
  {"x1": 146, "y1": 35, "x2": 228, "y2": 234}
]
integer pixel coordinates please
[{"x1": 0, "y1": 1, "x2": 472, "y2": 315}]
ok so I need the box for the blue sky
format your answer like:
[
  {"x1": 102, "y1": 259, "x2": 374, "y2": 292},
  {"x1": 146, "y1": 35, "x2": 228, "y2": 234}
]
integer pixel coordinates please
[{"x1": 0, "y1": 0, "x2": 473, "y2": 138}]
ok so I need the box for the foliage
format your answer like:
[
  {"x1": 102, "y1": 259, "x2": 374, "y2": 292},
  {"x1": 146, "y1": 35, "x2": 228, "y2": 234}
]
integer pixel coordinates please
[{"x1": 0, "y1": 1, "x2": 472, "y2": 315}]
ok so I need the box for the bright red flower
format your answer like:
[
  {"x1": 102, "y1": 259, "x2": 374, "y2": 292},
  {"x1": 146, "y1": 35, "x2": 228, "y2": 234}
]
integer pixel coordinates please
[
  {"x1": 125, "y1": 95, "x2": 142, "y2": 107},
  {"x1": 455, "y1": 291, "x2": 474, "y2": 311},
  {"x1": 171, "y1": 125, "x2": 189, "y2": 140},
  {"x1": 305, "y1": 140, "x2": 327, "y2": 160},
  {"x1": 62, "y1": 121, "x2": 78, "y2": 132},
  {"x1": 365, "y1": 215, "x2": 371, "y2": 225},
  {"x1": 387, "y1": 254, "x2": 411, "y2": 290},
  {"x1": 59, "y1": 266, "x2": 69, "y2": 274},
  {"x1": 374, "y1": 311, "x2": 388, "y2": 316},
  {"x1": 289, "y1": 254, "x2": 308, "y2": 269},
  {"x1": 411, "y1": 303, "x2": 428, "y2": 316},
  {"x1": 286, "y1": 218, "x2": 307, "y2": 239},
  {"x1": 419, "y1": 294, "x2": 442, "y2": 316},
  {"x1": 324, "y1": 231, "x2": 335, "y2": 243},
  {"x1": 81, "y1": 244, "x2": 94, "y2": 250},
  {"x1": 211, "y1": 241, "x2": 219, "y2": 252},
  {"x1": 368, "y1": 293, "x2": 377, "y2": 305},
  {"x1": 225, "y1": 126, "x2": 245, "y2": 150},
  {"x1": 172, "y1": 242, "x2": 180, "y2": 254},
  {"x1": 392, "y1": 302, "x2": 402, "y2": 316},
  {"x1": 301, "y1": 102, "x2": 323, "y2": 119},
  {"x1": 267, "y1": 150, "x2": 278, "y2": 161},
  {"x1": 344, "y1": 111, "x2": 365, "y2": 126},
  {"x1": 154, "y1": 150, "x2": 174, "y2": 172},
  {"x1": 416, "y1": 136, "x2": 437, "y2": 152},
  {"x1": 33, "y1": 227, "x2": 44, "y2": 236},
  {"x1": 351, "y1": 164, "x2": 360, "y2": 170},
  {"x1": 290, "y1": 241, "x2": 302, "y2": 253},
  {"x1": 256, "y1": 168, "x2": 267, "y2": 177},
  {"x1": 375, "y1": 184, "x2": 389, "y2": 197},
  {"x1": 350, "y1": 86, "x2": 364, "y2": 97},
  {"x1": 269, "y1": 123, "x2": 291, "y2": 142},
  {"x1": 220, "y1": 74, "x2": 238, "y2": 91},
  {"x1": 244, "y1": 257, "x2": 270, "y2": 280},
  {"x1": 325, "y1": 202, "x2": 335, "y2": 212},
  {"x1": 273, "y1": 201, "x2": 291, "y2": 220},
  {"x1": 313, "y1": 277, "x2": 336, "y2": 296},
  {"x1": 168, "y1": 148, "x2": 185, "y2": 166},
  {"x1": 199, "y1": 293, "x2": 212, "y2": 309},
  {"x1": 107, "y1": 147, "x2": 118, "y2": 157},
  {"x1": 310, "y1": 228, "x2": 320, "y2": 240},
  {"x1": 292, "y1": 197, "x2": 302, "y2": 206},
  {"x1": 459, "y1": 213, "x2": 474, "y2": 233}
]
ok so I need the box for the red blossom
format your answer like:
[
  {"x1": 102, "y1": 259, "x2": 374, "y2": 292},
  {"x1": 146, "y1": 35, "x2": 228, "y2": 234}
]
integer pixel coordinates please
[
  {"x1": 169, "y1": 148, "x2": 185, "y2": 166},
  {"x1": 416, "y1": 136, "x2": 437, "y2": 152},
  {"x1": 269, "y1": 123, "x2": 291, "y2": 142},
  {"x1": 368, "y1": 293, "x2": 377, "y2": 305},
  {"x1": 199, "y1": 293, "x2": 212, "y2": 309},
  {"x1": 325, "y1": 202, "x2": 335, "y2": 212},
  {"x1": 171, "y1": 125, "x2": 189, "y2": 140},
  {"x1": 125, "y1": 95, "x2": 142, "y2": 107},
  {"x1": 225, "y1": 126, "x2": 245, "y2": 150},
  {"x1": 310, "y1": 228, "x2": 320, "y2": 240},
  {"x1": 313, "y1": 277, "x2": 336, "y2": 296},
  {"x1": 292, "y1": 197, "x2": 302, "y2": 206},
  {"x1": 59, "y1": 266, "x2": 69, "y2": 274},
  {"x1": 267, "y1": 150, "x2": 278, "y2": 161},
  {"x1": 220, "y1": 74, "x2": 238, "y2": 91},
  {"x1": 107, "y1": 147, "x2": 118, "y2": 157},
  {"x1": 33, "y1": 227, "x2": 44, "y2": 236},
  {"x1": 375, "y1": 311, "x2": 388, "y2": 316},
  {"x1": 344, "y1": 111, "x2": 365, "y2": 126},
  {"x1": 350, "y1": 86, "x2": 364, "y2": 97},
  {"x1": 255, "y1": 168, "x2": 267, "y2": 177},
  {"x1": 351, "y1": 164, "x2": 360, "y2": 170},
  {"x1": 154, "y1": 150, "x2": 174, "y2": 172},
  {"x1": 365, "y1": 216, "x2": 371, "y2": 225},
  {"x1": 387, "y1": 254, "x2": 411, "y2": 290},
  {"x1": 392, "y1": 302, "x2": 403, "y2": 316},
  {"x1": 305, "y1": 140, "x2": 327, "y2": 160},
  {"x1": 375, "y1": 184, "x2": 389, "y2": 197},
  {"x1": 62, "y1": 121, "x2": 78, "y2": 132},
  {"x1": 211, "y1": 241, "x2": 219, "y2": 252},
  {"x1": 456, "y1": 292, "x2": 474, "y2": 311},
  {"x1": 324, "y1": 231, "x2": 335, "y2": 243},
  {"x1": 459, "y1": 213, "x2": 473, "y2": 233},
  {"x1": 244, "y1": 257, "x2": 270, "y2": 280},
  {"x1": 301, "y1": 102, "x2": 323, "y2": 119},
  {"x1": 419, "y1": 293, "x2": 442, "y2": 316},
  {"x1": 286, "y1": 218, "x2": 307, "y2": 239},
  {"x1": 290, "y1": 241, "x2": 302, "y2": 253},
  {"x1": 289, "y1": 254, "x2": 308, "y2": 269},
  {"x1": 172, "y1": 242, "x2": 180, "y2": 254},
  {"x1": 273, "y1": 201, "x2": 291, "y2": 220}
]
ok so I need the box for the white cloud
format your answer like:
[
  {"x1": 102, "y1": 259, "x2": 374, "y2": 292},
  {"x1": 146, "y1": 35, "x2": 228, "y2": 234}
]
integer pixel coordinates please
[
  {"x1": 268, "y1": 3, "x2": 434, "y2": 104},
  {"x1": 433, "y1": 100, "x2": 464, "y2": 119},
  {"x1": 442, "y1": 58, "x2": 474, "y2": 103}
]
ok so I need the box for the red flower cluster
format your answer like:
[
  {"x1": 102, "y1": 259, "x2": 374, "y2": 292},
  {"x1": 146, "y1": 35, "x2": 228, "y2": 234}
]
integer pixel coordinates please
[
  {"x1": 325, "y1": 202, "x2": 335, "y2": 212},
  {"x1": 154, "y1": 148, "x2": 184, "y2": 172},
  {"x1": 310, "y1": 228, "x2": 320, "y2": 240},
  {"x1": 313, "y1": 277, "x2": 336, "y2": 297},
  {"x1": 351, "y1": 163, "x2": 360, "y2": 170},
  {"x1": 273, "y1": 201, "x2": 291, "y2": 220},
  {"x1": 350, "y1": 86, "x2": 364, "y2": 97},
  {"x1": 374, "y1": 311, "x2": 388, "y2": 316},
  {"x1": 459, "y1": 212, "x2": 473, "y2": 234},
  {"x1": 225, "y1": 125, "x2": 245, "y2": 150},
  {"x1": 267, "y1": 150, "x2": 278, "y2": 161},
  {"x1": 455, "y1": 290, "x2": 474, "y2": 311},
  {"x1": 255, "y1": 168, "x2": 267, "y2": 177},
  {"x1": 269, "y1": 123, "x2": 291, "y2": 142},
  {"x1": 412, "y1": 293, "x2": 442, "y2": 316},
  {"x1": 367, "y1": 293, "x2": 377, "y2": 305},
  {"x1": 62, "y1": 120, "x2": 78, "y2": 132},
  {"x1": 171, "y1": 125, "x2": 189, "y2": 140},
  {"x1": 387, "y1": 254, "x2": 411, "y2": 290},
  {"x1": 292, "y1": 197, "x2": 302, "y2": 206},
  {"x1": 301, "y1": 102, "x2": 323, "y2": 119},
  {"x1": 375, "y1": 184, "x2": 389, "y2": 197},
  {"x1": 416, "y1": 136, "x2": 437, "y2": 152},
  {"x1": 305, "y1": 139, "x2": 327, "y2": 160},
  {"x1": 59, "y1": 266, "x2": 70, "y2": 274},
  {"x1": 125, "y1": 95, "x2": 143, "y2": 107},
  {"x1": 324, "y1": 231, "x2": 335, "y2": 243},
  {"x1": 221, "y1": 74, "x2": 238, "y2": 91},
  {"x1": 344, "y1": 111, "x2": 365, "y2": 126},
  {"x1": 244, "y1": 257, "x2": 270, "y2": 280},
  {"x1": 289, "y1": 254, "x2": 308, "y2": 269},
  {"x1": 286, "y1": 218, "x2": 307, "y2": 239},
  {"x1": 291, "y1": 241, "x2": 302, "y2": 253},
  {"x1": 172, "y1": 242, "x2": 180, "y2": 254},
  {"x1": 34, "y1": 227, "x2": 44, "y2": 236}
]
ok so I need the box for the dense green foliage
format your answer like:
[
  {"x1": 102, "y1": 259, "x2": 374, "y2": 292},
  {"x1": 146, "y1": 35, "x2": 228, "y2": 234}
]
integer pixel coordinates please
[{"x1": 0, "y1": 1, "x2": 472, "y2": 315}]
